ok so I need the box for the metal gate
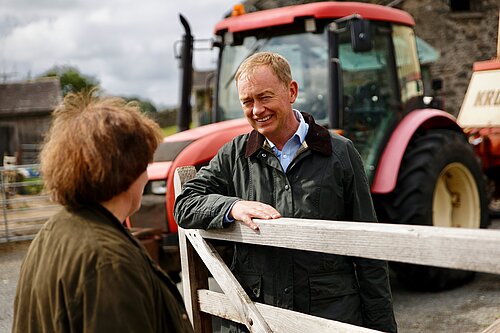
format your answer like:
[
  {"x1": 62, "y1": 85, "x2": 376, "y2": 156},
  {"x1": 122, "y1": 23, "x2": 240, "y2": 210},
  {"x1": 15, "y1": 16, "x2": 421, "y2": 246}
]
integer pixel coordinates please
[{"x1": 0, "y1": 164, "x2": 59, "y2": 243}]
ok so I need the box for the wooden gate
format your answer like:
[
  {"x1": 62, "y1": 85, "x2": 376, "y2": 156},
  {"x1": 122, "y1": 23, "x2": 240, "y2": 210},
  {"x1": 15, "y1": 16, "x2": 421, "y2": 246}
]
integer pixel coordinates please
[{"x1": 174, "y1": 166, "x2": 500, "y2": 333}]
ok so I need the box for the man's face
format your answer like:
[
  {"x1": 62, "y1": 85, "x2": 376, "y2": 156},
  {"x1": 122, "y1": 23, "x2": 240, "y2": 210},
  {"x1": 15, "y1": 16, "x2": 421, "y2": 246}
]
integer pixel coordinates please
[{"x1": 237, "y1": 66, "x2": 298, "y2": 140}]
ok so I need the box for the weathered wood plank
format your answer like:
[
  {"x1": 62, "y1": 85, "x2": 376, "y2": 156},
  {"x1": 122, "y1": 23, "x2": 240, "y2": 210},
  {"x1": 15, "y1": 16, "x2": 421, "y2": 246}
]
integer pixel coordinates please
[
  {"x1": 196, "y1": 218, "x2": 500, "y2": 274},
  {"x1": 177, "y1": 229, "x2": 193, "y2": 321},
  {"x1": 481, "y1": 318, "x2": 500, "y2": 333},
  {"x1": 185, "y1": 229, "x2": 272, "y2": 333},
  {"x1": 178, "y1": 228, "x2": 211, "y2": 332},
  {"x1": 174, "y1": 165, "x2": 197, "y2": 199},
  {"x1": 175, "y1": 166, "x2": 211, "y2": 332},
  {"x1": 197, "y1": 289, "x2": 380, "y2": 333}
]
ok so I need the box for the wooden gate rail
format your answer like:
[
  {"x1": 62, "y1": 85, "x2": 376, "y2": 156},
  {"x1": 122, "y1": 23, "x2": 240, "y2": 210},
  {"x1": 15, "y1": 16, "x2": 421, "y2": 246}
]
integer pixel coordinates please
[
  {"x1": 182, "y1": 228, "x2": 272, "y2": 332},
  {"x1": 174, "y1": 166, "x2": 500, "y2": 333},
  {"x1": 187, "y1": 217, "x2": 500, "y2": 274}
]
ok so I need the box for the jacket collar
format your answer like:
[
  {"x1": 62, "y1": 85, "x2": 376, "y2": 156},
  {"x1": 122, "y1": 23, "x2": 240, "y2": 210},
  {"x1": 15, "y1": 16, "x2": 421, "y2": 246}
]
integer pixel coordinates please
[{"x1": 245, "y1": 112, "x2": 332, "y2": 158}]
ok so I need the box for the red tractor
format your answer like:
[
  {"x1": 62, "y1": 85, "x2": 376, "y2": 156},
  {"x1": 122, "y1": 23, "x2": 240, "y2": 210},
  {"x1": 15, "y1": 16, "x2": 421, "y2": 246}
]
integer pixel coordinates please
[{"x1": 131, "y1": 2, "x2": 490, "y2": 291}]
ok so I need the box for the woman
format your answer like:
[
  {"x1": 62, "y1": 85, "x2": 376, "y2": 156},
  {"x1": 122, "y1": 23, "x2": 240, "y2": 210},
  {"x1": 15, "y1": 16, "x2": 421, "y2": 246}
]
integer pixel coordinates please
[{"x1": 13, "y1": 91, "x2": 193, "y2": 333}]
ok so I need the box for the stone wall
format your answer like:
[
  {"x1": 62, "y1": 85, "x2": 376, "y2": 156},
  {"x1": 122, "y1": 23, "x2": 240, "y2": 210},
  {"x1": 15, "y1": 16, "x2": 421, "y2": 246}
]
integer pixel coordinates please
[{"x1": 401, "y1": 0, "x2": 499, "y2": 116}]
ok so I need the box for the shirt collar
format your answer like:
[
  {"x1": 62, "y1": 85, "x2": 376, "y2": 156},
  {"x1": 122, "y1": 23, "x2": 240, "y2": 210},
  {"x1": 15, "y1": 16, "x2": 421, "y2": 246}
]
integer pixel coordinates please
[
  {"x1": 265, "y1": 109, "x2": 309, "y2": 150},
  {"x1": 245, "y1": 111, "x2": 332, "y2": 158}
]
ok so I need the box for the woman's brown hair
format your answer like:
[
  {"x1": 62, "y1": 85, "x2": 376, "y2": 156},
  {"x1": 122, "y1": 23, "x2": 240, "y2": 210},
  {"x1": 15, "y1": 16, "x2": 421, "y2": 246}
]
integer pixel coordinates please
[{"x1": 40, "y1": 90, "x2": 163, "y2": 207}]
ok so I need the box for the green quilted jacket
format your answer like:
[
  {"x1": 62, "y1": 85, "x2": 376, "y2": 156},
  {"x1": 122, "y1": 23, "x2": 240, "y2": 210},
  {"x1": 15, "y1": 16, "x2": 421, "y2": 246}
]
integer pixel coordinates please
[
  {"x1": 13, "y1": 204, "x2": 193, "y2": 333},
  {"x1": 175, "y1": 112, "x2": 397, "y2": 333}
]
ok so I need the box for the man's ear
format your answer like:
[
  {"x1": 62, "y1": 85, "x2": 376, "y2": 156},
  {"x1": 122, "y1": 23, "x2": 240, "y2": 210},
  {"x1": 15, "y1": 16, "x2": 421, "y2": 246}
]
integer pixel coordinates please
[{"x1": 289, "y1": 80, "x2": 298, "y2": 103}]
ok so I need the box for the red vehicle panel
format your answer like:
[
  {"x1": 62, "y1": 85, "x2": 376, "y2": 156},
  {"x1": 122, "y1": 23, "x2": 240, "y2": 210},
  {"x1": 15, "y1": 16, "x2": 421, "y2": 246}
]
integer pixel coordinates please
[{"x1": 215, "y1": 2, "x2": 414, "y2": 34}]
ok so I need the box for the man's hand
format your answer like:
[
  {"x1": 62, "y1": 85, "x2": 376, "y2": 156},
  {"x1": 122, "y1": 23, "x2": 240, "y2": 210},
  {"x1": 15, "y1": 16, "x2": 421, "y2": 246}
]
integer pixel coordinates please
[{"x1": 230, "y1": 201, "x2": 281, "y2": 230}]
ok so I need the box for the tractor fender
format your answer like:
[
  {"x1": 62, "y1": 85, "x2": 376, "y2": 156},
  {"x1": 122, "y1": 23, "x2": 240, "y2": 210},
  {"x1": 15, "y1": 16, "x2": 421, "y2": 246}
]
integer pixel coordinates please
[
  {"x1": 371, "y1": 109, "x2": 463, "y2": 194},
  {"x1": 165, "y1": 122, "x2": 252, "y2": 233}
]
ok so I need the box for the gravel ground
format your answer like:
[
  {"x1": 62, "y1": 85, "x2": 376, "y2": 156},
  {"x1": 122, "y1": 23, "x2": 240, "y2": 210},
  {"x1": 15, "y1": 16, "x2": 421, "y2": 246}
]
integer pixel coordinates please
[
  {"x1": 1, "y1": 221, "x2": 499, "y2": 333},
  {"x1": 391, "y1": 272, "x2": 500, "y2": 332},
  {"x1": 0, "y1": 241, "x2": 29, "y2": 333}
]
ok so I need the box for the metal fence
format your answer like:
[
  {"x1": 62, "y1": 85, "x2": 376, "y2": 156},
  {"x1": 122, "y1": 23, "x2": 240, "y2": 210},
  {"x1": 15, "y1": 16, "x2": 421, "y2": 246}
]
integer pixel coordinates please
[{"x1": 0, "y1": 164, "x2": 59, "y2": 243}]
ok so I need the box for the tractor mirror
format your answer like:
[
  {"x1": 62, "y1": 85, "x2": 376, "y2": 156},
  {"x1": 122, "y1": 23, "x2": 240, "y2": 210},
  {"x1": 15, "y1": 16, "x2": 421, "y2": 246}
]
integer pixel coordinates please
[{"x1": 350, "y1": 19, "x2": 372, "y2": 52}]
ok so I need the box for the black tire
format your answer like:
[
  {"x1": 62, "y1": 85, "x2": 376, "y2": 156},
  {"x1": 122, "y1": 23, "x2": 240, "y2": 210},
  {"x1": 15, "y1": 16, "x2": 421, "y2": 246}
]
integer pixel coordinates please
[
  {"x1": 485, "y1": 167, "x2": 500, "y2": 218},
  {"x1": 374, "y1": 129, "x2": 489, "y2": 291}
]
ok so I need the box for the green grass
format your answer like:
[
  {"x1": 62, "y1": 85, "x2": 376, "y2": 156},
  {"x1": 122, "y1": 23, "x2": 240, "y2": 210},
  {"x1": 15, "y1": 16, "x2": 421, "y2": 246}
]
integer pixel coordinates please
[
  {"x1": 161, "y1": 123, "x2": 199, "y2": 137},
  {"x1": 161, "y1": 126, "x2": 177, "y2": 137},
  {"x1": 19, "y1": 177, "x2": 44, "y2": 195}
]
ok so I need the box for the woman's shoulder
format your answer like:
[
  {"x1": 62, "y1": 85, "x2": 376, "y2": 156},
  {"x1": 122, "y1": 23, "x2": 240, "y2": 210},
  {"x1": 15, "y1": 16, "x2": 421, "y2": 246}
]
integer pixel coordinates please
[{"x1": 49, "y1": 207, "x2": 145, "y2": 267}]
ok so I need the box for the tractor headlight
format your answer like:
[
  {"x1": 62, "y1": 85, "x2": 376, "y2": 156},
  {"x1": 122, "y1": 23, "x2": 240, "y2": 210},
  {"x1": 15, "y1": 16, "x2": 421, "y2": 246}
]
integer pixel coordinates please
[{"x1": 150, "y1": 180, "x2": 167, "y2": 195}]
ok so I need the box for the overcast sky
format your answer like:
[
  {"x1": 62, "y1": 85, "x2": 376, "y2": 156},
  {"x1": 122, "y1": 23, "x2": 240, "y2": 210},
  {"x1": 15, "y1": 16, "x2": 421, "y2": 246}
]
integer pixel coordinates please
[{"x1": 0, "y1": 0, "x2": 237, "y2": 108}]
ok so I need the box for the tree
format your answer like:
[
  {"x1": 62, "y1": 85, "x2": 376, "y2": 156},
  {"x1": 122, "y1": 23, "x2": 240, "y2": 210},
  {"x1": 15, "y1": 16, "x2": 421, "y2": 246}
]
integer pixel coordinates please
[
  {"x1": 39, "y1": 65, "x2": 100, "y2": 96},
  {"x1": 123, "y1": 96, "x2": 158, "y2": 113}
]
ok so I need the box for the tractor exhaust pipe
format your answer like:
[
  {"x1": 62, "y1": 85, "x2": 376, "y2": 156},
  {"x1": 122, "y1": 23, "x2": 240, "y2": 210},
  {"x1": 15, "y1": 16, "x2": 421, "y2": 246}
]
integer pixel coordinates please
[{"x1": 177, "y1": 14, "x2": 193, "y2": 132}]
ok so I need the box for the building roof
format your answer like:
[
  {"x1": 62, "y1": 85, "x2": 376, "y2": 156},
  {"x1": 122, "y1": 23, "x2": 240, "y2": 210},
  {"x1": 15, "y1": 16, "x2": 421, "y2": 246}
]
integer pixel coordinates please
[{"x1": 0, "y1": 78, "x2": 62, "y2": 117}]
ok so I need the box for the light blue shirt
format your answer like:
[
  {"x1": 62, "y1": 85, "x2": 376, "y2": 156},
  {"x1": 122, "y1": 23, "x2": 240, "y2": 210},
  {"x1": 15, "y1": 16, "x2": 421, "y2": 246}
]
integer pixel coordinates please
[{"x1": 266, "y1": 110, "x2": 309, "y2": 172}]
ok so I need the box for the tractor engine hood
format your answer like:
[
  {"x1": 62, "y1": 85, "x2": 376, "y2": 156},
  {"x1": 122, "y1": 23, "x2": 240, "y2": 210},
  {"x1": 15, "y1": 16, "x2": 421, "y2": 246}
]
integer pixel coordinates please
[{"x1": 148, "y1": 118, "x2": 251, "y2": 181}]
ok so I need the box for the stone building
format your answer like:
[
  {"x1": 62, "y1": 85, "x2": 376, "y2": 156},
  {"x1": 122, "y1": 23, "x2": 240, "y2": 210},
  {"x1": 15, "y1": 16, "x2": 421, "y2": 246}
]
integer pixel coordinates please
[
  {"x1": 0, "y1": 78, "x2": 62, "y2": 165},
  {"x1": 401, "y1": 0, "x2": 498, "y2": 116},
  {"x1": 239, "y1": 0, "x2": 499, "y2": 116}
]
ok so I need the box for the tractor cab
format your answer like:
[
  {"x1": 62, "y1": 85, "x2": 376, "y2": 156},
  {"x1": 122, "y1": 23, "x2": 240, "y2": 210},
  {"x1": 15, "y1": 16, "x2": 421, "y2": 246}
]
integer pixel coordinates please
[{"x1": 211, "y1": 2, "x2": 423, "y2": 181}]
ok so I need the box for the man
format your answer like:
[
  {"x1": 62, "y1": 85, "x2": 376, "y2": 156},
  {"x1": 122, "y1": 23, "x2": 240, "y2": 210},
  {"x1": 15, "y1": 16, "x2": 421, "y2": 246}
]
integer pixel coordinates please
[{"x1": 174, "y1": 52, "x2": 397, "y2": 332}]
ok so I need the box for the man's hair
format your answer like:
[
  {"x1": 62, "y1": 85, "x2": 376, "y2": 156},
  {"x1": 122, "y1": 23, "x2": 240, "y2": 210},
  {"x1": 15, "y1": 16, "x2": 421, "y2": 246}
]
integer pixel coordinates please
[
  {"x1": 40, "y1": 90, "x2": 163, "y2": 207},
  {"x1": 235, "y1": 51, "x2": 292, "y2": 87}
]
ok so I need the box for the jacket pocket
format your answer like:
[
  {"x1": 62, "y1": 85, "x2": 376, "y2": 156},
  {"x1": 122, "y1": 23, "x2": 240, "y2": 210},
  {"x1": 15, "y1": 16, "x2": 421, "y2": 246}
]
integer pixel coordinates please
[
  {"x1": 237, "y1": 273, "x2": 263, "y2": 302},
  {"x1": 308, "y1": 271, "x2": 362, "y2": 323}
]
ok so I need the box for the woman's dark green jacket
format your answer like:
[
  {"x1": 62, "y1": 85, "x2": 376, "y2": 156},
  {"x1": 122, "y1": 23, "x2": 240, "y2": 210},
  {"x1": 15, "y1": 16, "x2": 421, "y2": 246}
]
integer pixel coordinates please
[{"x1": 13, "y1": 204, "x2": 193, "y2": 333}]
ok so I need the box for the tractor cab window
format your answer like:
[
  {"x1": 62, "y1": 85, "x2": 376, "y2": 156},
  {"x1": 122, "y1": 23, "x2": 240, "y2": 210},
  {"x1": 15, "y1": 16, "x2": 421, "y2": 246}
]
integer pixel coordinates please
[
  {"x1": 392, "y1": 25, "x2": 424, "y2": 109},
  {"x1": 340, "y1": 23, "x2": 399, "y2": 179},
  {"x1": 217, "y1": 32, "x2": 328, "y2": 123}
]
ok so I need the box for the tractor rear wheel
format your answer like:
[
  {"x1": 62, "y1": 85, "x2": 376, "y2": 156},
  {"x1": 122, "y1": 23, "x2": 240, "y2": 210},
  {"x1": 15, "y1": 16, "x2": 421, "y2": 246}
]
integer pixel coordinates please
[{"x1": 376, "y1": 129, "x2": 489, "y2": 291}]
